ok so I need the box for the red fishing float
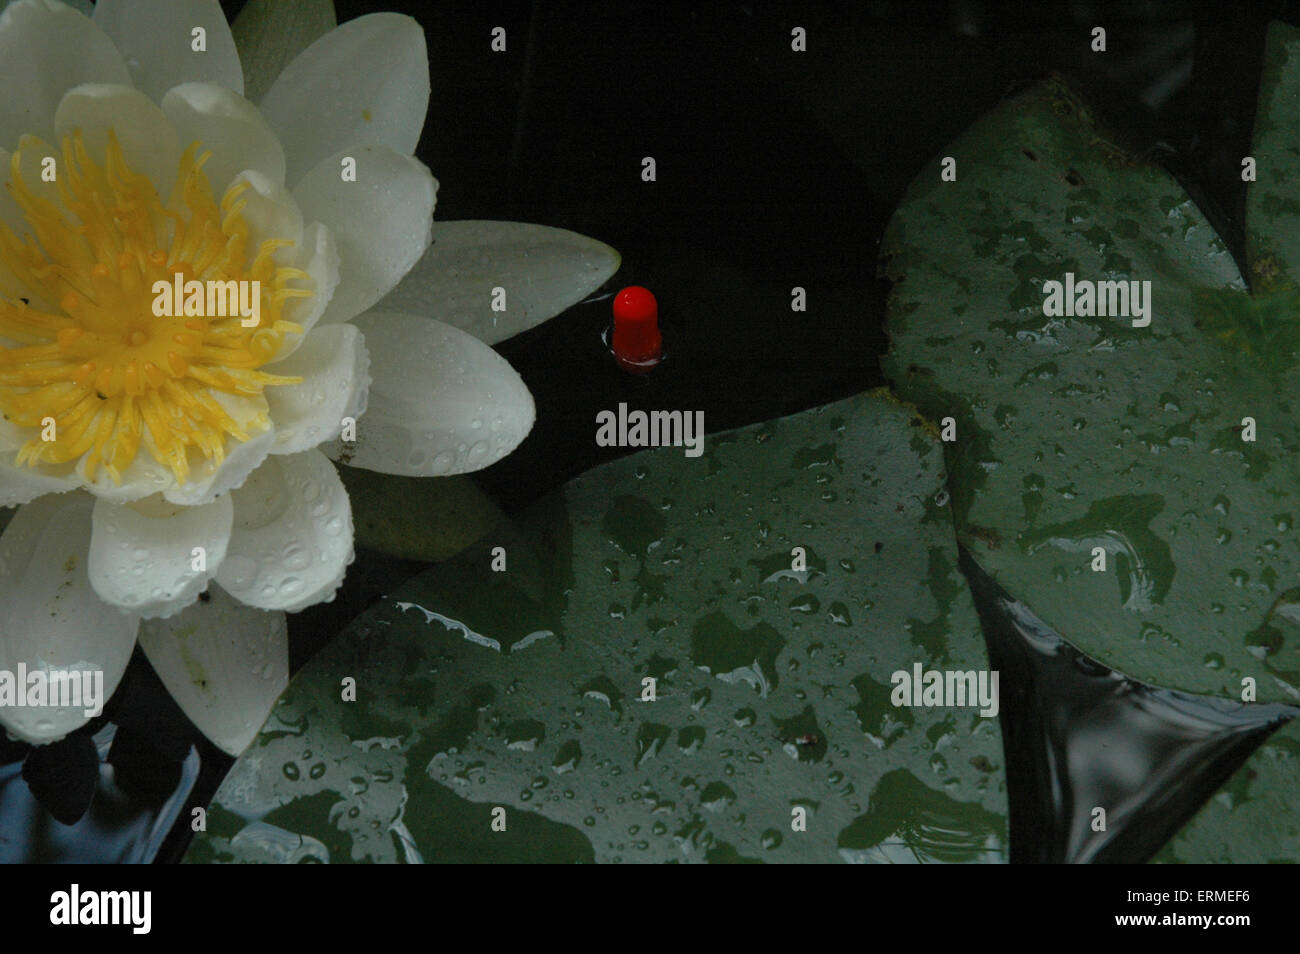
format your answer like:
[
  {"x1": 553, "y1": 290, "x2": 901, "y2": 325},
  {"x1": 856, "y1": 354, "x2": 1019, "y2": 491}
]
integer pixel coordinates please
[{"x1": 610, "y1": 285, "x2": 662, "y2": 373}]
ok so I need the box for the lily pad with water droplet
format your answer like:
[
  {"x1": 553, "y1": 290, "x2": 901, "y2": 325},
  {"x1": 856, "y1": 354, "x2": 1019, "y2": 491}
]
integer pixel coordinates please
[
  {"x1": 1246, "y1": 23, "x2": 1300, "y2": 291},
  {"x1": 1157, "y1": 718, "x2": 1300, "y2": 863},
  {"x1": 883, "y1": 72, "x2": 1300, "y2": 706},
  {"x1": 184, "y1": 391, "x2": 1008, "y2": 863},
  {"x1": 882, "y1": 60, "x2": 1300, "y2": 859}
]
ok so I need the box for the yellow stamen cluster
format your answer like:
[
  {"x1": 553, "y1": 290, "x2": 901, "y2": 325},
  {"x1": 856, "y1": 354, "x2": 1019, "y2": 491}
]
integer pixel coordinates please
[{"x1": 0, "y1": 130, "x2": 312, "y2": 485}]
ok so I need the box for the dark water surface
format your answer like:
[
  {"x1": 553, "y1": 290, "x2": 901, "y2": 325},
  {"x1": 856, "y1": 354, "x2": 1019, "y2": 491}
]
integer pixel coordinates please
[{"x1": 961, "y1": 548, "x2": 1296, "y2": 864}]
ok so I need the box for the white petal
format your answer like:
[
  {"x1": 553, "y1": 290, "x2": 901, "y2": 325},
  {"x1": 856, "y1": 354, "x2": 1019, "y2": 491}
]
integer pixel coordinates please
[
  {"x1": 379, "y1": 220, "x2": 622, "y2": 345},
  {"x1": 0, "y1": 467, "x2": 76, "y2": 512},
  {"x1": 294, "y1": 145, "x2": 436, "y2": 324},
  {"x1": 160, "y1": 391, "x2": 274, "y2": 507},
  {"x1": 137, "y1": 581, "x2": 286, "y2": 755},
  {"x1": 274, "y1": 220, "x2": 339, "y2": 359},
  {"x1": 161, "y1": 82, "x2": 285, "y2": 194},
  {"x1": 215, "y1": 449, "x2": 352, "y2": 612},
  {"x1": 92, "y1": 0, "x2": 242, "y2": 103},
  {"x1": 0, "y1": 416, "x2": 78, "y2": 506},
  {"x1": 325, "y1": 310, "x2": 534, "y2": 476},
  {"x1": 54, "y1": 83, "x2": 181, "y2": 197},
  {"x1": 0, "y1": 0, "x2": 130, "y2": 148},
  {"x1": 231, "y1": 0, "x2": 335, "y2": 104},
  {"x1": 258, "y1": 12, "x2": 428, "y2": 185},
  {"x1": 227, "y1": 168, "x2": 302, "y2": 266},
  {"x1": 161, "y1": 424, "x2": 274, "y2": 508},
  {"x1": 75, "y1": 446, "x2": 174, "y2": 504},
  {"x1": 264, "y1": 323, "x2": 369, "y2": 455},
  {"x1": 0, "y1": 492, "x2": 137, "y2": 744},
  {"x1": 88, "y1": 492, "x2": 231, "y2": 619},
  {"x1": 0, "y1": 462, "x2": 77, "y2": 507}
]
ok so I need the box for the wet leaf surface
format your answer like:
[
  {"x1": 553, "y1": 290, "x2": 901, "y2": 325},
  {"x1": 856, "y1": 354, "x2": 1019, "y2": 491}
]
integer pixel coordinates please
[
  {"x1": 883, "y1": 66, "x2": 1300, "y2": 859},
  {"x1": 186, "y1": 392, "x2": 1009, "y2": 863}
]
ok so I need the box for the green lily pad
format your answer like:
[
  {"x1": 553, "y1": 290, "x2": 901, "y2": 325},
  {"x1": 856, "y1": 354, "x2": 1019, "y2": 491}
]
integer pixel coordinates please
[
  {"x1": 1246, "y1": 23, "x2": 1300, "y2": 289},
  {"x1": 881, "y1": 74, "x2": 1300, "y2": 706},
  {"x1": 1157, "y1": 719, "x2": 1300, "y2": 863},
  {"x1": 185, "y1": 391, "x2": 1008, "y2": 863},
  {"x1": 883, "y1": 63, "x2": 1300, "y2": 862}
]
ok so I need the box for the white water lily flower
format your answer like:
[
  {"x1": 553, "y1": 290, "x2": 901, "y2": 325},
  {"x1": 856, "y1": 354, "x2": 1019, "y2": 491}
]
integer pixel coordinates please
[{"x1": 0, "y1": 0, "x2": 619, "y2": 754}]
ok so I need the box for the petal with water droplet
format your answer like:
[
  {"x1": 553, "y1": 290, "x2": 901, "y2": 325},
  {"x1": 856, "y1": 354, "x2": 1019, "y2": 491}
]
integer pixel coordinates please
[
  {"x1": 216, "y1": 449, "x2": 352, "y2": 612},
  {"x1": 293, "y1": 145, "x2": 436, "y2": 325},
  {"x1": 264, "y1": 322, "x2": 369, "y2": 455},
  {"x1": 324, "y1": 310, "x2": 534, "y2": 477},
  {"x1": 89, "y1": 491, "x2": 232, "y2": 618},
  {"x1": 378, "y1": 220, "x2": 621, "y2": 345},
  {"x1": 0, "y1": 492, "x2": 138, "y2": 744},
  {"x1": 138, "y1": 581, "x2": 288, "y2": 756},
  {"x1": 259, "y1": 13, "x2": 427, "y2": 185}
]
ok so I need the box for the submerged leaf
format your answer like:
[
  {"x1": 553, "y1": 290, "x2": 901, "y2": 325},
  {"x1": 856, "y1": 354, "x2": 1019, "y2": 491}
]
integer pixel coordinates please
[{"x1": 336, "y1": 465, "x2": 507, "y2": 563}]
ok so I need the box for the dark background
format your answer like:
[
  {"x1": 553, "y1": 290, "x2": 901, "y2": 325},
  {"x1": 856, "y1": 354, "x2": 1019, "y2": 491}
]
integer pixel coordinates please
[{"x1": 2, "y1": 0, "x2": 1296, "y2": 862}]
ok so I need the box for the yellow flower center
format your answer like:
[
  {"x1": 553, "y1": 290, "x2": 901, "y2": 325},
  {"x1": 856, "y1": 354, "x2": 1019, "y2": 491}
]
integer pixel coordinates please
[{"x1": 0, "y1": 130, "x2": 312, "y2": 486}]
